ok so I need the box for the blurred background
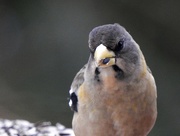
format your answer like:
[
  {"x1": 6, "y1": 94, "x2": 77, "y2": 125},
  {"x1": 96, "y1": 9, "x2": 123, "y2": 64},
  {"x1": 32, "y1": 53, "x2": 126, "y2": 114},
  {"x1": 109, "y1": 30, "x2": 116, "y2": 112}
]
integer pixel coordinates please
[{"x1": 0, "y1": 0, "x2": 180, "y2": 135}]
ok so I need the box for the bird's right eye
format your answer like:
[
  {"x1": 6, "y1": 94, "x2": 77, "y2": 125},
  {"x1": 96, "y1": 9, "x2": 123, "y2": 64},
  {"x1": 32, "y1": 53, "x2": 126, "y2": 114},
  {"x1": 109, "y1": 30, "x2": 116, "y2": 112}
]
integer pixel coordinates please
[{"x1": 115, "y1": 39, "x2": 124, "y2": 52}]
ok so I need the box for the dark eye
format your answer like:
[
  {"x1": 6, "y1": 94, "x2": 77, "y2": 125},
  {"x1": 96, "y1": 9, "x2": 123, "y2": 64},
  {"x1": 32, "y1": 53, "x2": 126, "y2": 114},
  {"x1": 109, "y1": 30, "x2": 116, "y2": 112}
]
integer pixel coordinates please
[{"x1": 115, "y1": 39, "x2": 124, "y2": 51}]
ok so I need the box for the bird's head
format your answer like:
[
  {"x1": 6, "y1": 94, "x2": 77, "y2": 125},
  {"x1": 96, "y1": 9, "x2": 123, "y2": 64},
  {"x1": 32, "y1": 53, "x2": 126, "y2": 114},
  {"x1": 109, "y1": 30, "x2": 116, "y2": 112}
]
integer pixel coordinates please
[{"x1": 88, "y1": 23, "x2": 146, "y2": 81}]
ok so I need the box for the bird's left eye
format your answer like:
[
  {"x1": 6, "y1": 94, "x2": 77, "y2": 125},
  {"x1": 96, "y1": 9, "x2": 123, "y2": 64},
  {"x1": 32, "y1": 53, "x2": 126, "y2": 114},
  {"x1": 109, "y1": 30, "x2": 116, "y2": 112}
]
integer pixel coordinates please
[{"x1": 115, "y1": 39, "x2": 124, "y2": 51}]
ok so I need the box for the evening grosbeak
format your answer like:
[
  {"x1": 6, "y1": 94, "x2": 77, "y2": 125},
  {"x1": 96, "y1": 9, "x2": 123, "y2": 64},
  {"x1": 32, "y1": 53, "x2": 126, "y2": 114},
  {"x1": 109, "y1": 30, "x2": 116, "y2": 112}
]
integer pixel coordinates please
[{"x1": 69, "y1": 23, "x2": 157, "y2": 136}]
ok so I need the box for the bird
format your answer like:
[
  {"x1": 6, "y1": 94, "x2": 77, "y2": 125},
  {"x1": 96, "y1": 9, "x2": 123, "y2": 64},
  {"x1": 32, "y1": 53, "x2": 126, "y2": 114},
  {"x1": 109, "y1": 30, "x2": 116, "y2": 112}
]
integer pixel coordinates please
[{"x1": 69, "y1": 23, "x2": 157, "y2": 136}]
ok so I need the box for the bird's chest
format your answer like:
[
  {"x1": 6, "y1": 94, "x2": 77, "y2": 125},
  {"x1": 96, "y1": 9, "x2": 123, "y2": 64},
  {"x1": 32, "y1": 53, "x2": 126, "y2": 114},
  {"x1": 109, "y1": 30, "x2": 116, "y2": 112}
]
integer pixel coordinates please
[
  {"x1": 76, "y1": 68, "x2": 156, "y2": 136},
  {"x1": 98, "y1": 67, "x2": 122, "y2": 93},
  {"x1": 77, "y1": 83, "x2": 154, "y2": 136}
]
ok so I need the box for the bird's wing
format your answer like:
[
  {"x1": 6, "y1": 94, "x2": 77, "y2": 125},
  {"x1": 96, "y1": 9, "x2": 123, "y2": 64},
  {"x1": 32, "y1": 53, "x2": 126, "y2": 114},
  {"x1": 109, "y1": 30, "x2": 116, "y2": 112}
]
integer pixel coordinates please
[{"x1": 69, "y1": 64, "x2": 87, "y2": 112}]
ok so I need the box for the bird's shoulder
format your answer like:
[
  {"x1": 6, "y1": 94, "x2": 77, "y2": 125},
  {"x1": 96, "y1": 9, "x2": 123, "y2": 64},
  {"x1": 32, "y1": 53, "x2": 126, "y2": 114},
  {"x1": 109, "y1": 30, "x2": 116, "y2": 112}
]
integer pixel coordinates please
[{"x1": 69, "y1": 64, "x2": 87, "y2": 112}]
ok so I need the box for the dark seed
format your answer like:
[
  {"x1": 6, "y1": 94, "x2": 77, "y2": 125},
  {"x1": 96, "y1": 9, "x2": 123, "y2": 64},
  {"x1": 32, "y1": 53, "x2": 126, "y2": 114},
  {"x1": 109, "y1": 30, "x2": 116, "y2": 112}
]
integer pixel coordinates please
[{"x1": 102, "y1": 58, "x2": 110, "y2": 64}]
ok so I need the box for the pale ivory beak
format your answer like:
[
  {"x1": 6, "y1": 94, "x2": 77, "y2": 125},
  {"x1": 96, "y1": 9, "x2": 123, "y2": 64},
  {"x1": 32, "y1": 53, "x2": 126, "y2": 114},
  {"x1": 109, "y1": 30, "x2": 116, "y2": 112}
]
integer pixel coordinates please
[{"x1": 94, "y1": 44, "x2": 116, "y2": 67}]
